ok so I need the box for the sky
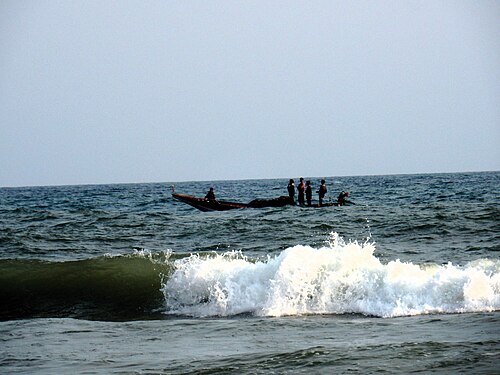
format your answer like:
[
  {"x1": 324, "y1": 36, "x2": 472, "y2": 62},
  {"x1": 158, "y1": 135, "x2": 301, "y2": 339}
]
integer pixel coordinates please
[{"x1": 1, "y1": 1, "x2": 499, "y2": 187}]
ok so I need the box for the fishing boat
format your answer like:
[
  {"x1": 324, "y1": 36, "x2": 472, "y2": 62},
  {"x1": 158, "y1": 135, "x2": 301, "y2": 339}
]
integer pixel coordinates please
[
  {"x1": 171, "y1": 188, "x2": 353, "y2": 212},
  {"x1": 172, "y1": 193, "x2": 248, "y2": 211}
]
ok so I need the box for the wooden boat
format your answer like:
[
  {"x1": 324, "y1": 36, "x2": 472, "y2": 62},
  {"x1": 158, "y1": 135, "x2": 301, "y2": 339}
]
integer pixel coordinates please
[
  {"x1": 172, "y1": 190, "x2": 353, "y2": 212},
  {"x1": 172, "y1": 193, "x2": 248, "y2": 211}
]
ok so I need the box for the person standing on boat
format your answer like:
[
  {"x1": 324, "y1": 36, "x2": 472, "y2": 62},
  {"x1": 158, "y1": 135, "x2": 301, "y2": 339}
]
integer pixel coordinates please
[
  {"x1": 205, "y1": 187, "x2": 216, "y2": 201},
  {"x1": 317, "y1": 179, "x2": 327, "y2": 206},
  {"x1": 297, "y1": 177, "x2": 305, "y2": 206},
  {"x1": 305, "y1": 180, "x2": 312, "y2": 206},
  {"x1": 287, "y1": 179, "x2": 295, "y2": 204}
]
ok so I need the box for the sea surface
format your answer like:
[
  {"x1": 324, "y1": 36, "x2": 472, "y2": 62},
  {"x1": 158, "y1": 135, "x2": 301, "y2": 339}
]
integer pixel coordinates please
[{"x1": 1, "y1": 172, "x2": 499, "y2": 374}]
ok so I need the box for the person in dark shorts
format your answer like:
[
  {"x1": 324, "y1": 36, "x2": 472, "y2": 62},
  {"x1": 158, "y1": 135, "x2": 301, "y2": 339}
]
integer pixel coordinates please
[
  {"x1": 297, "y1": 177, "x2": 305, "y2": 206},
  {"x1": 305, "y1": 180, "x2": 312, "y2": 206},
  {"x1": 317, "y1": 179, "x2": 327, "y2": 206},
  {"x1": 287, "y1": 179, "x2": 296, "y2": 204}
]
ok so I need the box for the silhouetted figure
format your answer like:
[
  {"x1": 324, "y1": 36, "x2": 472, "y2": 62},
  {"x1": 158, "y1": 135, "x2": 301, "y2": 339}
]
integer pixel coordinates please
[
  {"x1": 337, "y1": 191, "x2": 349, "y2": 206},
  {"x1": 317, "y1": 179, "x2": 327, "y2": 206},
  {"x1": 337, "y1": 191, "x2": 354, "y2": 206},
  {"x1": 297, "y1": 177, "x2": 305, "y2": 206},
  {"x1": 305, "y1": 180, "x2": 312, "y2": 206},
  {"x1": 205, "y1": 187, "x2": 216, "y2": 200},
  {"x1": 287, "y1": 179, "x2": 295, "y2": 204}
]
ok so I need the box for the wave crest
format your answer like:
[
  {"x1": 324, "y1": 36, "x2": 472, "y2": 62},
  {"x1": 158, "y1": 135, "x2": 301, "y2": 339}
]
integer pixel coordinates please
[{"x1": 162, "y1": 234, "x2": 500, "y2": 318}]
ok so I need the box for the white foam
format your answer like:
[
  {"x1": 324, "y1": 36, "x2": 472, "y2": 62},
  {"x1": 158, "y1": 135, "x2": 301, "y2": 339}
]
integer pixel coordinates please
[{"x1": 162, "y1": 233, "x2": 500, "y2": 318}]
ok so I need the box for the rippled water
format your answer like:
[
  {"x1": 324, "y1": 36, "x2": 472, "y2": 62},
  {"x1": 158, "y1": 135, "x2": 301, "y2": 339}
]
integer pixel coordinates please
[{"x1": 1, "y1": 172, "x2": 498, "y2": 373}]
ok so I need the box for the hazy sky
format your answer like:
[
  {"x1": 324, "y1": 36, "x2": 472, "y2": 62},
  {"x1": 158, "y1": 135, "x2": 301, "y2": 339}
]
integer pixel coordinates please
[{"x1": 1, "y1": 1, "x2": 499, "y2": 187}]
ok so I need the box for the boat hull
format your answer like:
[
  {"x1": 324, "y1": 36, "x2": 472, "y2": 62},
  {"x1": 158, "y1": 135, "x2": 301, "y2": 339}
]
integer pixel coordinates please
[
  {"x1": 171, "y1": 193, "x2": 347, "y2": 211},
  {"x1": 172, "y1": 193, "x2": 247, "y2": 211}
]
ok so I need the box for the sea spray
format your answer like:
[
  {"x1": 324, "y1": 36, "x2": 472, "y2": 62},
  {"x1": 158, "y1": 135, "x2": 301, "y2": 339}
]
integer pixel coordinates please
[
  {"x1": 161, "y1": 251, "x2": 275, "y2": 316},
  {"x1": 162, "y1": 234, "x2": 500, "y2": 318}
]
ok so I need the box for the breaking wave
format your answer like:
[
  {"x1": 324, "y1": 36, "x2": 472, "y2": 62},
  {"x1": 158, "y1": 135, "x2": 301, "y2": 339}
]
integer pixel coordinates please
[
  {"x1": 2, "y1": 234, "x2": 498, "y2": 321},
  {"x1": 163, "y1": 233, "x2": 500, "y2": 318}
]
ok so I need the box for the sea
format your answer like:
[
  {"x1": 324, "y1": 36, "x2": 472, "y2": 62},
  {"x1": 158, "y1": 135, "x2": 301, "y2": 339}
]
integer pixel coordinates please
[{"x1": 1, "y1": 172, "x2": 499, "y2": 374}]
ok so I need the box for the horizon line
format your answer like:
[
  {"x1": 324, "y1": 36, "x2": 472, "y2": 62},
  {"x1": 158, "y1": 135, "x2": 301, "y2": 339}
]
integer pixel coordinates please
[{"x1": 1, "y1": 169, "x2": 498, "y2": 189}]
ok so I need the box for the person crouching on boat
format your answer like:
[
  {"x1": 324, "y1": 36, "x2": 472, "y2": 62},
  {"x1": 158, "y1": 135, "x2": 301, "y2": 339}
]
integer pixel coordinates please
[
  {"x1": 337, "y1": 191, "x2": 349, "y2": 205},
  {"x1": 205, "y1": 187, "x2": 216, "y2": 201},
  {"x1": 337, "y1": 191, "x2": 355, "y2": 206}
]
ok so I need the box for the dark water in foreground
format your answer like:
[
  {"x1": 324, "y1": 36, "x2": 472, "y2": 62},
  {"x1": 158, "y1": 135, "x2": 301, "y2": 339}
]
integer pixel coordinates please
[{"x1": 1, "y1": 172, "x2": 499, "y2": 373}]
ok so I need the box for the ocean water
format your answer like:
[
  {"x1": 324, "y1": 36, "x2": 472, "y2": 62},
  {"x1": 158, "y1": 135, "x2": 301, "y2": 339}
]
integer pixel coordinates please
[{"x1": 1, "y1": 172, "x2": 499, "y2": 374}]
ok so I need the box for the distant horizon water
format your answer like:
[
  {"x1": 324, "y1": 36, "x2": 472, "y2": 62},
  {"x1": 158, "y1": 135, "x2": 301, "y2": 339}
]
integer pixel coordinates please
[{"x1": 3, "y1": 168, "x2": 499, "y2": 188}]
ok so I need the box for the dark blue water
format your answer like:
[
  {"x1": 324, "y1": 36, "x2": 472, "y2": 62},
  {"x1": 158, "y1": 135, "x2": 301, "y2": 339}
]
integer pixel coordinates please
[{"x1": 1, "y1": 172, "x2": 499, "y2": 373}]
